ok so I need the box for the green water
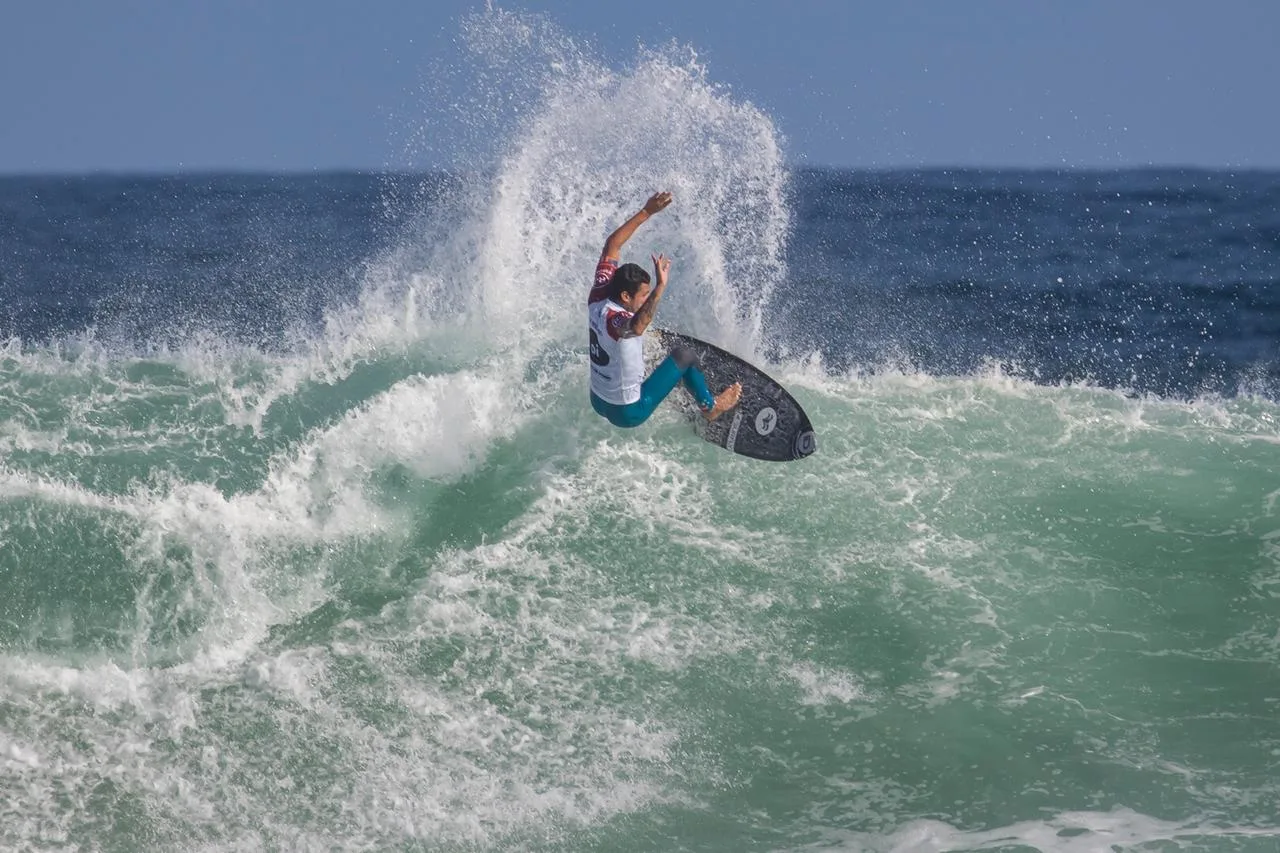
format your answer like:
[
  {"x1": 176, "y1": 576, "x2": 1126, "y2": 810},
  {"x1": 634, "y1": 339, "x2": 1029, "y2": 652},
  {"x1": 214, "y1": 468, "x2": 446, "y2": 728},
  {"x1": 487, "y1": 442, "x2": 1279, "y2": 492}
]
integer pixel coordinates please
[{"x1": 3, "y1": 345, "x2": 1279, "y2": 851}]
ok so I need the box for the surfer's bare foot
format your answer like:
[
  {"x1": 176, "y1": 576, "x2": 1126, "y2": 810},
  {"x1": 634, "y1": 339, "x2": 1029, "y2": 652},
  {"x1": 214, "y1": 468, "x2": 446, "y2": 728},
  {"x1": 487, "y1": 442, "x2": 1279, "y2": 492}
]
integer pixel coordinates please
[{"x1": 702, "y1": 382, "x2": 742, "y2": 420}]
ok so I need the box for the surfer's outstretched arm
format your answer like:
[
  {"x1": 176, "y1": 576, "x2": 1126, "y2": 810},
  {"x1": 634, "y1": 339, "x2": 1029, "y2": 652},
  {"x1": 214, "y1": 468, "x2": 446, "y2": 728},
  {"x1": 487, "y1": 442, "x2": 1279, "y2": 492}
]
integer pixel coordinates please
[
  {"x1": 601, "y1": 191, "x2": 672, "y2": 260},
  {"x1": 628, "y1": 253, "x2": 670, "y2": 336}
]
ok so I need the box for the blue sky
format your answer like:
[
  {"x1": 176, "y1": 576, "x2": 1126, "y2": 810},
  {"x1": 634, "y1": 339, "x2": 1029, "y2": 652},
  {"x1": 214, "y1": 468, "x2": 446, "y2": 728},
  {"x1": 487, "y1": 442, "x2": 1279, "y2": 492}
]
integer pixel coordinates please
[{"x1": 3, "y1": 1, "x2": 1277, "y2": 173}]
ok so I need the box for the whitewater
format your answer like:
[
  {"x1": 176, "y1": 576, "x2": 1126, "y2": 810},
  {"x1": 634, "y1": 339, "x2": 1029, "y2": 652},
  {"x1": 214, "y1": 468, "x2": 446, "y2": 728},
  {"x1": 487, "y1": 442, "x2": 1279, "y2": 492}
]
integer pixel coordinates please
[{"x1": 3, "y1": 8, "x2": 1280, "y2": 852}]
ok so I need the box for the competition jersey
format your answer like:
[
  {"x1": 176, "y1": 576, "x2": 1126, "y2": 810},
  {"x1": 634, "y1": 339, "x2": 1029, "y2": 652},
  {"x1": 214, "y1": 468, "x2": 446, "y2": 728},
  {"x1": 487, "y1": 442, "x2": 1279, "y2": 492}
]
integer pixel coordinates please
[{"x1": 587, "y1": 257, "x2": 645, "y2": 404}]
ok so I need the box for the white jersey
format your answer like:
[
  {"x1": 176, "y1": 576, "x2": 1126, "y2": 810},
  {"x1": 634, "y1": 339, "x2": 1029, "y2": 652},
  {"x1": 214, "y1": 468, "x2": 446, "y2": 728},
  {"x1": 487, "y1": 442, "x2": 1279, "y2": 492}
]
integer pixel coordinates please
[
  {"x1": 587, "y1": 257, "x2": 645, "y2": 404},
  {"x1": 587, "y1": 297, "x2": 644, "y2": 404}
]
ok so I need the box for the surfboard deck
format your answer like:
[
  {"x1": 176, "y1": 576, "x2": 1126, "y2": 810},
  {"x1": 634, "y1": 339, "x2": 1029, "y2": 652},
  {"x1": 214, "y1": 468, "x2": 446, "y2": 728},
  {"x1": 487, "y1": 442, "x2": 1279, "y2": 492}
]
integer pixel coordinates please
[{"x1": 648, "y1": 329, "x2": 817, "y2": 462}]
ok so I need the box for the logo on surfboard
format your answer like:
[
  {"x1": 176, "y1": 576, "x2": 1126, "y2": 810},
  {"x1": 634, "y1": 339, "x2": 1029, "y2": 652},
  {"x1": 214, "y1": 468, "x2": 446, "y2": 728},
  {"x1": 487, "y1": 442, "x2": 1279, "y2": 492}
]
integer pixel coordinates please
[
  {"x1": 754, "y1": 407, "x2": 777, "y2": 436},
  {"x1": 793, "y1": 430, "x2": 817, "y2": 458}
]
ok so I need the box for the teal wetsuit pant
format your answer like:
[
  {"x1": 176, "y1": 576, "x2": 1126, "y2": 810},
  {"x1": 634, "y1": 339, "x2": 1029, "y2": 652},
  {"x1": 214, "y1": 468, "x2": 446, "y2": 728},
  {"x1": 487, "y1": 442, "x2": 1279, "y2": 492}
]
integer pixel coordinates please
[{"x1": 591, "y1": 347, "x2": 715, "y2": 428}]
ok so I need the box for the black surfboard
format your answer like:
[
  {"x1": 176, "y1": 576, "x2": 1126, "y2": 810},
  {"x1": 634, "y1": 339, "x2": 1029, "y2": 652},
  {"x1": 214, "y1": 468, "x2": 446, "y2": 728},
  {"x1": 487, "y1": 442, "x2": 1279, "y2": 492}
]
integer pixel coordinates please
[{"x1": 649, "y1": 329, "x2": 817, "y2": 462}]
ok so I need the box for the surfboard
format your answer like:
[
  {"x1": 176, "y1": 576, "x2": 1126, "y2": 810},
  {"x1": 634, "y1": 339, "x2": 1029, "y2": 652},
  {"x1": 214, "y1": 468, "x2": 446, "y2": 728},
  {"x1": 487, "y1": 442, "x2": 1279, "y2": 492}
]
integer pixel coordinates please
[{"x1": 648, "y1": 329, "x2": 817, "y2": 462}]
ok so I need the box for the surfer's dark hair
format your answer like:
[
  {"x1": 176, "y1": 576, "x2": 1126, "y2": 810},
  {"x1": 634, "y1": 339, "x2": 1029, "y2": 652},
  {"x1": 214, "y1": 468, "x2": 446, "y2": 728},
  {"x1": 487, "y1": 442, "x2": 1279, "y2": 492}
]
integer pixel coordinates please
[{"x1": 609, "y1": 263, "x2": 650, "y2": 301}]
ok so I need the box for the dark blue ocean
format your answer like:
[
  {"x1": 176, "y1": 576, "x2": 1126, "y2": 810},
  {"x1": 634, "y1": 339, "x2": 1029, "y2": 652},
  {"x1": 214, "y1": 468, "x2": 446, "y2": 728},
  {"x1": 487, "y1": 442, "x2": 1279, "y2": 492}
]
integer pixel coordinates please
[
  {"x1": 6, "y1": 168, "x2": 1278, "y2": 398},
  {"x1": 3, "y1": 11, "x2": 1280, "y2": 853}
]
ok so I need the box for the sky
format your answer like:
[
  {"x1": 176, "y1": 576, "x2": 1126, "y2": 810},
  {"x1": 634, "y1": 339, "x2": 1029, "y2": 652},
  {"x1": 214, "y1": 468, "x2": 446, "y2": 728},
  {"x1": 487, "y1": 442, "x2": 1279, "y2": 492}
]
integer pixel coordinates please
[{"x1": 3, "y1": 0, "x2": 1277, "y2": 173}]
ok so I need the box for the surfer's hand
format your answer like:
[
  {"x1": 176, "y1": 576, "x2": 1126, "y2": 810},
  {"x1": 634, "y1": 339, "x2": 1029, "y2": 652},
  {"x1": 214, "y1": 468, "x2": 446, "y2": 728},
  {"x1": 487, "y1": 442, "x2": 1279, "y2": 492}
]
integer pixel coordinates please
[
  {"x1": 652, "y1": 253, "x2": 671, "y2": 285},
  {"x1": 642, "y1": 191, "x2": 673, "y2": 216}
]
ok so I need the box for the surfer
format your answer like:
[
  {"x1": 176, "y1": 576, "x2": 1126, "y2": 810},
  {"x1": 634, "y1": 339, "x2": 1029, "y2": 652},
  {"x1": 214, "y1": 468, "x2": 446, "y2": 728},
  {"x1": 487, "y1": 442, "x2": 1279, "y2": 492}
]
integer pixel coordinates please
[{"x1": 588, "y1": 191, "x2": 741, "y2": 428}]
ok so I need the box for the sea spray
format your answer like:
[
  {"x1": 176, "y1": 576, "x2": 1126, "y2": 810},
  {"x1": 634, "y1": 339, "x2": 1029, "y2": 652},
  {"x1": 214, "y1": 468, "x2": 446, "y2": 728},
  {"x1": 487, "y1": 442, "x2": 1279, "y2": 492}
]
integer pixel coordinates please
[
  {"x1": 4, "y1": 7, "x2": 1280, "y2": 852},
  {"x1": 380, "y1": 7, "x2": 790, "y2": 357},
  {"x1": 0, "y1": 8, "x2": 813, "y2": 850}
]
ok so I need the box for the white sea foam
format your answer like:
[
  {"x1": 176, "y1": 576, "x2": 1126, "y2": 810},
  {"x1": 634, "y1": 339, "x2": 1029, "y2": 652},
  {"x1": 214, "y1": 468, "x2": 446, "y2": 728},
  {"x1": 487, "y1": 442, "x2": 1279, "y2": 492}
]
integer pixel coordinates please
[
  {"x1": 0, "y1": 8, "x2": 801, "y2": 849},
  {"x1": 787, "y1": 662, "x2": 871, "y2": 707},
  {"x1": 810, "y1": 807, "x2": 1280, "y2": 852},
  {"x1": 10, "y1": 7, "x2": 1280, "y2": 853}
]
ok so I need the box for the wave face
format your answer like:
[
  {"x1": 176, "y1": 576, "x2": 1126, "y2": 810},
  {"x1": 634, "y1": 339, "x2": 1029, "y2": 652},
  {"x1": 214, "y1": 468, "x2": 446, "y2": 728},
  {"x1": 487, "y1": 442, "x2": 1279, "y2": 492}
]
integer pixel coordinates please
[{"x1": 3, "y1": 9, "x2": 1280, "y2": 853}]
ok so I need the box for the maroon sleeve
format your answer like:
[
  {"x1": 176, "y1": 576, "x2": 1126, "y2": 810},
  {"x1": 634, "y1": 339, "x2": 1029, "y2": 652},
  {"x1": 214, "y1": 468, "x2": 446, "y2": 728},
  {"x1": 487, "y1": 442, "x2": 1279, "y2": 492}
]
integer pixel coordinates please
[
  {"x1": 588, "y1": 257, "x2": 618, "y2": 305},
  {"x1": 605, "y1": 307, "x2": 636, "y2": 340}
]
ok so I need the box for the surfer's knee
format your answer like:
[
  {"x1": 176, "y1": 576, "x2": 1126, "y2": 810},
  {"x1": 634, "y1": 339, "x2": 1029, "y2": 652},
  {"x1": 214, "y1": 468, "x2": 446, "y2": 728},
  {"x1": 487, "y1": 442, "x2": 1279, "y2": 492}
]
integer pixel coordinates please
[{"x1": 671, "y1": 346, "x2": 699, "y2": 370}]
